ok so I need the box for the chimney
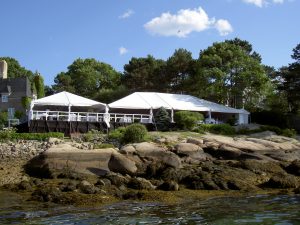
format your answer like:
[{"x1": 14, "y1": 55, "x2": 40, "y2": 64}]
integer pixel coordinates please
[{"x1": 0, "y1": 60, "x2": 8, "y2": 79}]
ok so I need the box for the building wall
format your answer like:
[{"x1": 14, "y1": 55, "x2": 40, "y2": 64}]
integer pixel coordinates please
[{"x1": 0, "y1": 77, "x2": 32, "y2": 121}]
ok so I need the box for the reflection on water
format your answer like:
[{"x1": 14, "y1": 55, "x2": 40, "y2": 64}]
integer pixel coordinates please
[{"x1": 1, "y1": 191, "x2": 300, "y2": 225}]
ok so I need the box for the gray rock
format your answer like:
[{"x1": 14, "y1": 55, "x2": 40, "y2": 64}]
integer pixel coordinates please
[
  {"x1": 157, "y1": 180, "x2": 179, "y2": 191},
  {"x1": 127, "y1": 177, "x2": 155, "y2": 190},
  {"x1": 134, "y1": 142, "x2": 181, "y2": 169},
  {"x1": 78, "y1": 180, "x2": 96, "y2": 194},
  {"x1": 187, "y1": 138, "x2": 204, "y2": 146},
  {"x1": 108, "y1": 153, "x2": 137, "y2": 175},
  {"x1": 174, "y1": 143, "x2": 202, "y2": 156},
  {"x1": 119, "y1": 145, "x2": 136, "y2": 155}
]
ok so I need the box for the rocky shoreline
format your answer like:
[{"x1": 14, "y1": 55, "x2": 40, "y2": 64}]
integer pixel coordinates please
[{"x1": 1, "y1": 131, "x2": 300, "y2": 206}]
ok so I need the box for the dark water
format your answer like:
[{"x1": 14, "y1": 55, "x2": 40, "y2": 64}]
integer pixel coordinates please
[{"x1": 1, "y1": 191, "x2": 300, "y2": 225}]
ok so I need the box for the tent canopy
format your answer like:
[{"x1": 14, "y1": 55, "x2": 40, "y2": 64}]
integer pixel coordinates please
[
  {"x1": 32, "y1": 91, "x2": 107, "y2": 111},
  {"x1": 109, "y1": 92, "x2": 248, "y2": 114}
]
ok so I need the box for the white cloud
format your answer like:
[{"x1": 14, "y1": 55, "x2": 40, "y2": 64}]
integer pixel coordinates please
[
  {"x1": 215, "y1": 19, "x2": 233, "y2": 36},
  {"x1": 119, "y1": 47, "x2": 128, "y2": 55},
  {"x1": 144, "y1": 7, "x2": 233, "y2": 38},
  {"x1": 119, "y1": 9, "x2": 134, "y2": 19},
  {"x1": 273, "y1": 0, "x2": 284, "y2": 3},
  {"x1": 242, "y1": 0, "x2": 285, "y2": 7},
  {"x1": 242, "y1": 0, "x2": 267, "y2": 7}
]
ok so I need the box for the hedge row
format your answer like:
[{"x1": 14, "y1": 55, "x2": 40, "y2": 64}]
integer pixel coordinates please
[
  {"x1": 194, "y1": 124, "x2": 236, "y2": 135},
  {"x1": 0, "y1": 129, "x2": 64, "y2": 141}
]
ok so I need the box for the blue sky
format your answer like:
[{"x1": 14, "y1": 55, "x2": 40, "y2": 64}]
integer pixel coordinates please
[{"x1": 1, "y1": 0, "x2": 299, "y2": 85}]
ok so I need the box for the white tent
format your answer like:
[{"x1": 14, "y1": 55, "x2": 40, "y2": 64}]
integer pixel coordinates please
[
  {"x1": 109, "y1": 92, "x2": 250, "y2": 124},
  {"x1": 29, "y1": 92, "x2": 110, "y2": 126},
  {"x1": 31, "y1": 91, "x2": 107, "y2": 109}
]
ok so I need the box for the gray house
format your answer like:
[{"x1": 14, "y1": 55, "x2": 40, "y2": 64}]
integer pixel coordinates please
[{"x1": 0, "y1": 60, "x2": 32, "y2": 123}]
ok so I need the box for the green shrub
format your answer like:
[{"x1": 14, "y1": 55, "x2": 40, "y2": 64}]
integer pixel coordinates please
[
  {"x1": 174, "y1": 111, "x2": 204, "y2": 130},
  {"x1": 0, "y1": 128, "x2": 16, "y2": 140},
  {"x1": 251, "y1": 110, "x2": 289, "y2": 128},
  {"x1": 281, "y1": 128, "x2": 297, "y2": 138},
  {"x1": 154, "y1": 107, "x2": 171, "y2": 131},
  {"x1": 227, "y1": 117, "x2": 237, "y2": 126},
  {"x1": 0, "y1": 130, "x2": 64, "y2": 141},
  {"x1": 13, "y1": 132, "x2": 64, "y2": 141},
  {"x1": 260, "y1": 125, "x2": 296, "y2": 138},
  {"x1": 82, "y1": 129, "x2": 103, "y2": 142},
  {"x1": 196, "y1": 124, "x2": 236, "y2": 135},
  {"x1": 260, "y1": 125, "x2": 282, "y2": 134},
  {"x1": 108, "y1": 127, "x2": 126, "y2": 141},
  {"x1": 0, "y1": 111, "x2": 8, "y2": 129},
  {"x1": 122, "y1": 123, "x2": 148, "y2": 144}
]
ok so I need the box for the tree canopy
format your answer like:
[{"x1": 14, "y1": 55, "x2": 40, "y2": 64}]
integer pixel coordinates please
[
  {"x1": 277, "y1": 43, "x2": 300, "y2": 113},
  {"x1": 189, "y1": 40, "x2": 268, "y2": 109},
  {"x1": 53, "y1": 58, "x2": 122, "y2": 100},
  {"x1": 0, "y1": 57, "x2": 34, "y2": 80},
  {"x1": 0, "y1": 57, "x2": 45, "y2": 98}
]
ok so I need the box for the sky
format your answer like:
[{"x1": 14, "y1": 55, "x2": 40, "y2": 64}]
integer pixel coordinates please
[{"x1": 1, "y1": 0, "x2": 299, "y2": 85}]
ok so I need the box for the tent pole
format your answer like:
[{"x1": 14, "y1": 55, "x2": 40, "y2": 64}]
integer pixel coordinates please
[
  {"x1": 171, "y1": 108, "x2": 174, "y2": 123},
  {"x1": 68, "y1": 105, "x2": 71, "y2": 122},
  {"x1": 208, "y1": 110, "x2": 212, "y2": 124},
  {"x1": 150, "y1": 108, "x2": 153, "y2": 123},
  {"x1": 28, "y1": 101, "x2": 34, "y2": 126}
]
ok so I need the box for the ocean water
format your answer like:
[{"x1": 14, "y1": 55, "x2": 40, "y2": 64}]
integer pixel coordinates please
[{"x1": 0, "y1": 191, "x2": 300, "y2": 225}]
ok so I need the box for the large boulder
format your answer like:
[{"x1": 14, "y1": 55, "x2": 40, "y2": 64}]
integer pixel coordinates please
[
  {"x1": 263, "y1": 174, "x2": 300, "y2": 188},
  {"x1": 186, "y1": 138, "x2": 204, "y2": 146},
  {"x1": 203, "y1": 134, "x2": 300, "y2": 152},
  {"x1": 127, "y1": 177, "x2": 155, "y2": 190},
  {"x1": 174, "y1": 143, "x2": 202, "y2": 156},
  {"x1": 133, "y1": 142, "x2": 181, "y2": 169},
  {"x1": 25, "y1": 143, "x2": 118, "y2": 178},
  {"x1": 157, "y1": 180, "x2": 179, "y2": 191},
  {"x1": 108, "y1": 153, "x2": 137, "y2": 175},
  {"x1": 285, "y1": 160, "x2": 300, "y2": 176}
]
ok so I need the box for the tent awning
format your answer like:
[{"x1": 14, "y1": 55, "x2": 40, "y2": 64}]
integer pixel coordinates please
[
  {"x1": 32, "y1": 91, "x2": 107, "y2": 110},
  {"x1": 109, "y1": 92, "x2": 246, "y2": 114}
]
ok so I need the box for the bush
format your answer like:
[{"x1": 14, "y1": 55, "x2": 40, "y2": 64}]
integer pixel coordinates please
[
  {"x1": 82, "y1": 129, "x2": 103, "y2": 142},
  {"x1": 174, "y1": 111, "x2": 204, "y2": 131},
  {"x1": 0, "y1": 128, "x2": 16, "y2": 140},
  {"x1": 251, "y1": 111, "x2": 289, "y2": 128},
  {"x1": 13, "y1": 132, "x2": 64, "y2": 141},
  {"x1": 0, "y1": 129, "x2": 64, "y2": 141},
  {"x1": 154, "y1": 107, "x2": 171, "y2": 131},
  {"x1": 260, "y1": 125, "x2": 297, "y2": 138},
  {"x1": 0, "y1": 111, "x2": 8, "y2": 129},
  {"x1": 122, "y1": 123, "x2": 148, "y2": 144},
  {"x1": 227, "y1": 117, "x2": 237, "y2": 126},
  {"x1": 108, "y1": 127, "x2": 126, "y2": 142},
  {"x1": 196, "y1": 124, "x2": 236, "y2": 135},
  {"x1": 281, "y1": 128, "x2": 297, "y2": 138}
]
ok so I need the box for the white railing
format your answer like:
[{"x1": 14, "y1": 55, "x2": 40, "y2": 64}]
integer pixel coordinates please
[
  {"x1": 109, "y1": 113, "x2": 152, "y2": 124},
  {"x1": 31, "y1": 110, "x2": 105, "y2": 122},
  {"x1": 31, "y1": 111, "x2": 153, "y2": 124}
]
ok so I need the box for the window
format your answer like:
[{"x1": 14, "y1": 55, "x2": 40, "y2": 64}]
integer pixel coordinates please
[
  {"x1": 8, "y1": 108, "x2": 15, "y2": 119},
  {"x1": 1, "y1": 94, "x2": 8, "y2": 102}
]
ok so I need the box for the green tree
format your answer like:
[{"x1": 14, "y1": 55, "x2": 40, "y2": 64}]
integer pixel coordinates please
[
  {"x1": 0, "y1": 111, "x2": 8, "y2": 129},
  {"x1": 33, "y1": 72, "x2": 45, "y2": 98},
  {"x1": 166, "y1": 48, "x2": 195, "y2": 93},
  {"x1": 154, "y1": 107, "x2": 171, "y2": 131},
  {"x1": 123, "y1": 55, "x2": 167, "y2": 92},
  {"x1": 94, "y1": 85, "x2": 129, "y2": 103},
  {"x1": 278, "y1": 45, "x2": 300, "y2": 113},
  {"x1": 0, "y1": 57, "x2": 34, "y2": 80},
  {"x1": 52, "y1": 58, "x2": 121, "y2": 99},
  {"x1": 192, "y1": 40, "x2": 268, "y2": 109},
  {"x1": 44, "y1": 85, "x2": 54, "y2": 96}
]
